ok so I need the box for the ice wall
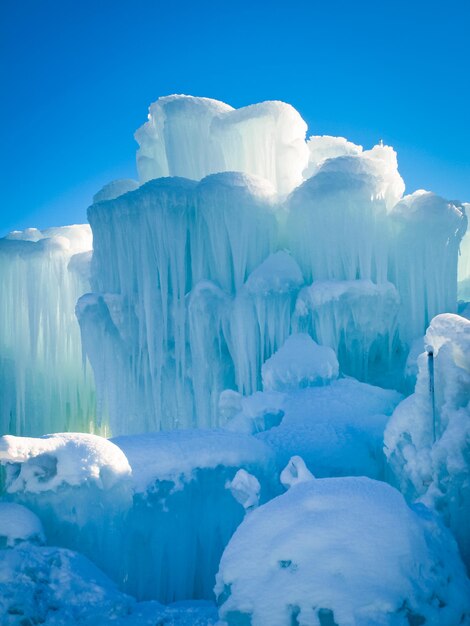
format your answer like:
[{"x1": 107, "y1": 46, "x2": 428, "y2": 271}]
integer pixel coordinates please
[
  {"x1": 79, "y1": 173, "x2": 279, "y2": 432},
  {"x1": 0, "y1": 226, "x2": 96, "y2": 436},
  {"x1": 458, "y1": 204, "x2": 470, "y2": 300},
  {"x1": 389, "y1": 192, "x2": 467, "y2": 343}
]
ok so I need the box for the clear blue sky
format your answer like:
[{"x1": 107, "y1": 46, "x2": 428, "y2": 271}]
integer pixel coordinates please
[{"x1": 1, "y1": 0, "x2": 469, "y2": 236}]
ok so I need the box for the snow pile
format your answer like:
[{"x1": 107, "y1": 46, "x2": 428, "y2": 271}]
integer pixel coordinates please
[
  {"x1": 135, "y1": 95, "x2": 309, "y2": 195},
  {"x1": 0, "y1": 502, "x2": 45, "y2": 547},
  {"x1": 112, "y1": 428, "x2": 274, "y2": 493},
  {"x1": 385, "y1": 313, "x2": 470, "y2": 567},
  {"x1": 0, "y1": 433, "x2": 133, "y2": 585},
  {"x1": 0, "y1": 544, "x2": 132, "y2": 626},
  {"x1": 0, "y1": 225, "x2": 96, "y2": 436},
  {"x1": 0, "y1": 433, "x2": 131, "y2": 493},
  {"x1": 261, "y1": 333, "x2": 339, "y2": 391},
  {"x1": 0, "y1": 539, "x2": 218, "y2": 625},
  {"x1": 216, "y1": 474, "x2": 470, "y2": 626},
  {"x1": 249, "y1": 378, "x2": 401, "y2": 479}
]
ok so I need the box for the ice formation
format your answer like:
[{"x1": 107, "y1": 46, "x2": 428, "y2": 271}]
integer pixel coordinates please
[
  {"x1": 216, "y1": 474, "x2": 470, "y2": 626},
  {"x1": 71, "y1": 94, "x2": 468, "y2": 435},
  {"x1": 385, "y1": 314, "x2": 470, "y2": 568},
  {"x1": 0, "y1": 502, "x2": 45, "y2": 547},
  {"x1": 0, "y1": 429, "x2": 276, "y2": 604},
  {"x1": 135, "y1": 95, "x2": 309, "y2": 194},
  {"x1": 261, "y1": 333, "x2": 339, "y2": 391},
  {"x1": 0, "y1": 225, "x2": 96, "y2": 436},
  {"x1": 459, "y1": 205, "x2": 470, "y2": 300},
  {"x1": 1, "y1": 92, "x2": 469, "y2": 624}
]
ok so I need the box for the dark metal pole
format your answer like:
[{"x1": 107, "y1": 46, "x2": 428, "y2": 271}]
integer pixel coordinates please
[{"x1": 427, "y1": 347, "x2": 436, "y2": 443}]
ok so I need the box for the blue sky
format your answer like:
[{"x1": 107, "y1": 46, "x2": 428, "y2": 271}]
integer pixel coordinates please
[{"x1": 1, "y1": 0, "x2": 469, "y2": 236}]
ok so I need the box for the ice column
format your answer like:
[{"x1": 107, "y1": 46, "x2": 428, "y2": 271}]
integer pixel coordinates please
[{"x1": 0, "y1": 226, "x2": 96, "y2": 436}]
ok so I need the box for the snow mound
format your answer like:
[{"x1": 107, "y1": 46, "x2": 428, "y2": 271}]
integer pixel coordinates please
[
  {"x1": 112, "y1": 428, "x2": 275, "y2": 494},
  {"x1": 261, "y1": 333, "x2": 339, "y2": 392},
  {"x1": 0, "y1": 541, "x2": 218, "y2": 625},
  {"x1": 0, "y1": 503, "x2": 45, "y2": 547},
  {"x1": 255, "y1": 378, "x2": 401, "y2": 478},
  {"x1": 216, "y1": 475, "x2": 470, "y2": 626},
  {"x1": 0, "y1": 433, "x2": 131, "y2": 493}
]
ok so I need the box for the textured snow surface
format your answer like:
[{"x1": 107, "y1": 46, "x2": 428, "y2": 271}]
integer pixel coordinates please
[
  {"x1": 0, "y1": 502, "x2": 45, "y2": 547},
  {"x1": 216, "y1": 475, "x2": 470, "y2": 626},
  {"x1": 261, "y1": 333, "x2": 339, "y2": 391},
  {"x1": 0, "y1": 432, "x2": 131, "y2": 493},
  {"x1": 245, "y1": 378, "x2": 401, "y2": 479},
  {"x1": 112, "y1": 428, "x2": 275, "y2": 493},
  {"x1": 0, "y1": 542, "x2": 218, "y2": 625}
]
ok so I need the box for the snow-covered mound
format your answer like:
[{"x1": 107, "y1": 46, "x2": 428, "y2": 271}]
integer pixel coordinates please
[
  {"x1": 216, "y1": 474, "x2": 470, "y2": 626},
  {"x1": 385, "y1": 313, "x2": 470, "y2": 567},
  {"x1": 0, "y1": 433, "x2": 133, "y2": 587},
  {"x1": 261, "y1": 333, "x2": 339, "y2": 391},
  {"x1": 0, "y1": 543, "x2": 131, "y2": 626},
  {"x1": 227, "y1": 377, "x2": 401, "y2": 479},
  {"x1": 112, "y1": 428, "x2": 275, "y2": 493},
  {"x1": 0, "y1": 433, "x2": 131, "y2": 493},
  {"x1": 0, "y1": 224, "x2": 96, "y2": 436},
  {"x1": 0, "y1": 502, "x2": 45, "y2": 547}
]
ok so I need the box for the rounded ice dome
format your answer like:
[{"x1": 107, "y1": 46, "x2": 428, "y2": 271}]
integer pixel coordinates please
[
  {"x1": 92, "y1": 178, "x2": 140, "y2": 203},
  {"x1": 215, "y1": 474, "x2": 470, "y2": 626},
  {"x1": 0, "y1": 502, "x2": 45, "y2": 547}
]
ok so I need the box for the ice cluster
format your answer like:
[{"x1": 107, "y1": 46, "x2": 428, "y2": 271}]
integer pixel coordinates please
[
  {"x1": 0, "y1": 225, "x2": 96, "y2": 436},
  {"x1": 1, "y1": 93, "x2": 470, "y2": 624}
]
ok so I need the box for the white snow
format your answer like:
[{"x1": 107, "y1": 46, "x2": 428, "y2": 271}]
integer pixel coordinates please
[
  {"x1": 216, "y1": 475, "x2": 470, "y2": 626},
  {"x1": 261, "y1": 333, "x2": 339, "y2": 391},
  {"x1": 0, "y1": 502, "x2": 45, "y2": 547},
  {"x1": 0, "y1": 433, "x2": 131, "y2": 493},
  {"x1": 226, "y1": 469, "x2": 260, "y2": 512},
  {"x1": 111, "y1": 429, "x2": 275, "y2": 494}
]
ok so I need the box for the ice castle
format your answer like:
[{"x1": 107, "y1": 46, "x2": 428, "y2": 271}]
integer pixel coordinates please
[{"x1": 0, "y1": 95, "x2": 469, "y2": 626}]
